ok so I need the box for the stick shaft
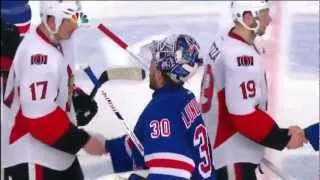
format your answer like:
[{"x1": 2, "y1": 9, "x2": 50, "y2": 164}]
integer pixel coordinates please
[
  {"x1": 97, "y1": 24, "x2": 149, "y2": 71},
  {"x1": 83, "y1": 66, "x2": 145, "y2": 156},
  {"x1": 100, "y1": 90, "x2": 145, "y2": 156}
]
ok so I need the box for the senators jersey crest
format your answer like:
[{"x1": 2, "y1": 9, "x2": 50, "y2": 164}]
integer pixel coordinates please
[{"x1": 31, "y1": 54, "x2": 48, "y2": 65}]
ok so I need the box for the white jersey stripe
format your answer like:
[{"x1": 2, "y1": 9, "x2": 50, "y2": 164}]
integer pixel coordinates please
[
  {"x1": 124, "y1": 136, "x2": 132, "y2": 157},
  {"x1": 14, "y1": 20, "x2": 31, "y2": 26},
  {"x1": 28, "y1": 163, "x2": 36, "y2": 180},
  {"x1": 149, "y1": 167, "x2": 192, "y2": 179},
  {"x1": 227, "y1": 164, "x2": 236, "y2": 180}
]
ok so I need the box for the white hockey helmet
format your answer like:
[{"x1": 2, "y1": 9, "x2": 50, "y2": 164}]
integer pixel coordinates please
[
  {"x1": 231, "y1": 1, "x2": 270, "y2": 33},
  {"x1": 140, "y1": 34, "x2": 203, "y2": 84},
  {"x1": 40, "y1": 1, "x2": 83, "y2": 35}
]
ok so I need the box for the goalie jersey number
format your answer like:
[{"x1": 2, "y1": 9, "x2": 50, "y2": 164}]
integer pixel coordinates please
[
  {"x1": 149, "y1": 119, "x2": 171, "y2": 138},
  {"x1": 149, "y1": 117, "x2": 213, "y2": 178}
]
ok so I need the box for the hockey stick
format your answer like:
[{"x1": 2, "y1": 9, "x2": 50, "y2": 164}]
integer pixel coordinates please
[
  {"x1": 261, "y1": 158, "x2": 294, "y2": 180},
  {"x1": 83, "y1": 66, "x2": 145, "y2": 156},
  {"x1": 96, "y1": 24, "x2": 197, "y2": 87},
  {"x1": 82, "y1": 66, "x2": 146, "y2": 99},
  {"x1": 97, "y1": 24, "x2": 149, "y2": 72}
]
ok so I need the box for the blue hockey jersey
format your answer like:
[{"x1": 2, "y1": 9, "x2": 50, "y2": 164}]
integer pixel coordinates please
[
  {"x1": 106, "y1": 83, "x2": 216, "y2": 179},
  {"x1": 304, "y1": 123, "x2": 319, "y2": 151}
]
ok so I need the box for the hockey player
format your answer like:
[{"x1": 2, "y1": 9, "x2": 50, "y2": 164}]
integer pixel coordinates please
[
  {"x1": 1, "y1": 1, "x2": 30, "y2": 178},
  {"x1": 3, "y1": 1, "x2": 104, "y2": 180},
  {"x1": 1, "y1": 2, "x2": 31, "y2": 179},
  {"x1": 105, "y1": 34, "x2": 216, "y2": 179},
  {"x1": 1, "y1": 0, "x2": 31, "y2": 91},
  {"x1": 1, "y1": 0, "x2": 95, "y2": 127},
  {"x1": 200, "y1": 1, "x2": 307, "y2": 179},
  {"x1": 1, "y1": 17, "x2": 22, "y2": 92}
]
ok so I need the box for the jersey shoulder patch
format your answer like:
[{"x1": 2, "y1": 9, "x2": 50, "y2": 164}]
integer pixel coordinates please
[{"x1": 208, "y1": 41, "x2": 221, "y2": 63}]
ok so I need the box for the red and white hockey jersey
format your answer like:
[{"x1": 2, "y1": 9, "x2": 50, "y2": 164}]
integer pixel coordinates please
[
  {"x1": 3, "y1": 27, "x2": 89, "y2": 170},
  {"x1": 200, "y1": 28, "x2": 290, "y2": 169}
]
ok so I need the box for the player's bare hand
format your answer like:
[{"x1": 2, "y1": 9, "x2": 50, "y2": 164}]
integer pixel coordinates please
[
  {"x1": 84, "y1": 136, "x2": 105, "y2": 155},
  {"x1": 289, "y1": 125, "x2": 308, "y2": 144},
  {"x1": 286, "y1": 126, "x2": 307, "y2": 149}
]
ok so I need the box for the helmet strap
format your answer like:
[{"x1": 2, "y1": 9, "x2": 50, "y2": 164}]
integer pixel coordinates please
[
  {"x1": 43, "y1": 16, "x2": 63, "y2": 40},
  {"x1": 239, "y1": 17, "x2": 260, "y2": 34}
]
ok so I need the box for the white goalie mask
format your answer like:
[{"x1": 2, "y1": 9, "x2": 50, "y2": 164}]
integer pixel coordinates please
[{"x1": 139, "y1": 34, "x2": 203, "y2": 84}]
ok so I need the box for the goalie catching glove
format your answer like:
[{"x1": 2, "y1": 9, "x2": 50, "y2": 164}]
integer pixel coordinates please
[{"x1": 72, "y1": 87, "x2": 98, "y2": 126}]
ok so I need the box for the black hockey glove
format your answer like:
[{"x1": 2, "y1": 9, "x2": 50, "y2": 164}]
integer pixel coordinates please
[
  {"x1": 72, "y1": 88, "x2": 98, "y2": 126},
  {"x1": 1, "y1": 17, "x2": 22, "y2": 59},
  {"x1": 128, "y1": 173, "x2": 146, "y2": 180}
]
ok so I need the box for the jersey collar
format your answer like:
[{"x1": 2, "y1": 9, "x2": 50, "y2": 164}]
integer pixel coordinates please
[
  {"x1": 152, "y1": 83, "x2": 181, "y2": 98},
  {"x1": 228, "y1": 27, "x2": 251, "y2": 45},
  {"x1": 36, "y1": 26, "x2": 63, "y2": 54},
  {"x1": 228, "y1": 27, "x2": 262, "y2": 54}
]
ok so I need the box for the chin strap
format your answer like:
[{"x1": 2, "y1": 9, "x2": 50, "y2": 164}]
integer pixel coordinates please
[
  {"x1": 239, "y1": 18, "x2": 261, "y2": 35},
  {"x1": 42, "y1": 16, "x2": 63, "y2": 39}
]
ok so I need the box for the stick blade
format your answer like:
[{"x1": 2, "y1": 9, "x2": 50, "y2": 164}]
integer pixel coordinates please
[{"x1": 106, "y1": 67, "x2": 146, "y2": 81}]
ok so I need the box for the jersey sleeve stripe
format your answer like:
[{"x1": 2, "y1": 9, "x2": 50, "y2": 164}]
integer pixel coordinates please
[
  {"x1": 149, "y1": 167, "x2": 192, "y2": 179},
  {"x1": 16, "y1": 22, "x2": 30, "y2": 35},
  {"x1": 124, "y1": 135, "x2": 134, "y2": 156},
  {"x1": 3, "y1": 88, "x2": 15, "y2": 108},
  {"x1": 14, "y1": 20, "x2": 31, "y2": 26}
]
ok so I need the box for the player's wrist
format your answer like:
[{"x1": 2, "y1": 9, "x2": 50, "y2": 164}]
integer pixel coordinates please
[
  {"x1": 260, "y1": 124, "x2": 290, "y2": 150},
  {"x1": 51, "y1": 125, "x2": 90, "y2": 154}
]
